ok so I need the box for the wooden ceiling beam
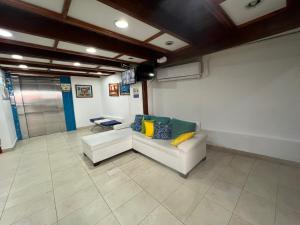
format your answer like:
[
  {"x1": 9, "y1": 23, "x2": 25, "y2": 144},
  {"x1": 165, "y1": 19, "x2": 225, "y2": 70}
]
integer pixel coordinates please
[
  {"x1": 0, "y1": 58, "x2": 115, "y2": 74},
  {"x1": 168, "y1": 4, "x2": 300, "y2": 64},
  {"x1": 62, "y1": 0, "x2": 72, "y2": 19},
  {"x1": 0, "y1": 40, "x2": 124, "y2": 67},
  {"x1": 0, "y1": 1, "x2": 164, "y2": 61},
  {"x1": 2, "y1": 68, "x2": 102, "y2": 78},
  {"x1": 0, "y1": 0, "x2": 167, "y2": 57}
]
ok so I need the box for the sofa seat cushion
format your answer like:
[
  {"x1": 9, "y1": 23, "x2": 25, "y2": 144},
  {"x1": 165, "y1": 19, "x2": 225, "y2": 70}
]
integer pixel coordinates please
[
  {"x1": 132, "y1": 131, "x2": 179, "y2": 157},
  {"x1": 82, "y1": 128, "x2": 132, "y2": 151}
]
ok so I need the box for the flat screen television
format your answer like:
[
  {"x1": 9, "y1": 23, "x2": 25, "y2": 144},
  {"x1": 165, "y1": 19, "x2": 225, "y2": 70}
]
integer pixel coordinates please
[{"x1": 121, "y1": 69, "x2": 135, "y2": 85}]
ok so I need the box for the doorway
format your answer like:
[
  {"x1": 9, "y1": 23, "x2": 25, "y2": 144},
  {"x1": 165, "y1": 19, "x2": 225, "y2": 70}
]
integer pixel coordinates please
[{"x1": 12, "y1": 76, "x2": 66, "y2": 138}]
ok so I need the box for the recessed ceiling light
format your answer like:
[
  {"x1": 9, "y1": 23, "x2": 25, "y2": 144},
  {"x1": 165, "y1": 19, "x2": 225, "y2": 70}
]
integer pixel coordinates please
[
  {"x1": 114, "y1": 20, "x2": 128, "y2": 29},
  {"x1": 149, "y1": 73, "x2": 155, "y2": 77},
  {"x1": 86, "y1": 47, "x2": 96, "y2": 54},
  {"x1": 19, "y1": 64, "x2": 28, "y2": 69},
  {"x1": 165, "y1": 41, "x2": 174, "y2": 46},
  {"x1": 97, "y1": 72, "x2": 102, "y2": 75},
  {"x1": 73, "y1": 62, "x2": 81, "y2": 67},
  {"x1": 11, "y1": 54, "x2": 23, "y2": 60},
  {"x1": 128, "y1": 57, "x2": 134, "y2": 60},
  {"x1": 0, "y1": 28, "x2": 13, "y2": 38},
  {"x1": 246, "y1": 0, "x2": 263, "y2": 9}
]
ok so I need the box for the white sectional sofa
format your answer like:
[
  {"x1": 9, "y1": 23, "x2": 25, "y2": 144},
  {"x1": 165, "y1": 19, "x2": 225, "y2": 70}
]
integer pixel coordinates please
[{"x1": 81, "y1": 123, "x2": 207, "y2": 177}]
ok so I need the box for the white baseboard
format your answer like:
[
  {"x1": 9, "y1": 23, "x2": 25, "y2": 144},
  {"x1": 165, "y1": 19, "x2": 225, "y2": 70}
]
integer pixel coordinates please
[{"x1": 204, "y1": 129, "x2": 300, "y2": 163}]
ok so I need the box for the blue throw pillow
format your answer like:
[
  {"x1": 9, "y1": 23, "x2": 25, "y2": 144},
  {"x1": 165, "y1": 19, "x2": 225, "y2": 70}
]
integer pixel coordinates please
[
  {"x1": 153, "y1": 122, "x2": 172, "y2": 140},
  {"x1": 133, "y1": 115, "x2": 143, "y2": 132}
]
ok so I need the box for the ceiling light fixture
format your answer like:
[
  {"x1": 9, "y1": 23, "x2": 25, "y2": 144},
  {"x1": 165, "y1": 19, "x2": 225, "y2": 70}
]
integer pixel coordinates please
[
  {"x1": 86, "y1": 47, "x2": 96, "y2": 54},
  {"x1": 128, "y1": 57, "x2": 134, "y2": 60},
  {"x1": 114, "y1": 20, "x2": 129, "y2": 29},
  {"x1": 165, "y1": 41, "x2": 174, "y2": 46},
  {"x1": 73, "y1": 62, "x2": 81, "y2": 67},
  {"x1": 0, "y1": 28, "x2": 13, "y2": 38},
  {"x1": 19, "y1": 64, "x2": 28, "y2": 69},
  {"x1": 97, "y1": 72, "x2": 102, "y2": 75},
  {"x1": 149, "y1": 73, "x2": 155, "y2": 77},
  {"x1": 246, "y1": 0, "x2": 263, "y2": 9},
  {"x1": 11, "y1": 54, "x2": 23, "y2": 60}
]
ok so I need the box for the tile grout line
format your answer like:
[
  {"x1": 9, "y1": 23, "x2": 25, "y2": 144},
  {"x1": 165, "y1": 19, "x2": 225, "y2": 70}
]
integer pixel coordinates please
[
  {"x1": 0, "y1": 147, "x2": 24, "y2": 221},
  {"x1": 46, "y1": 136, "x2": 60, "y2": 225}
]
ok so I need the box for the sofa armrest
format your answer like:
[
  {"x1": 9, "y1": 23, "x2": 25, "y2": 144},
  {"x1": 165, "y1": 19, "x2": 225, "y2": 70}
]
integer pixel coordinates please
[
  {"x1": 177, "y1": 131, "x2": 207, "y2": 153},
  {"x1": 113, "y1": 122, "x2": 131, "y2": 130}
]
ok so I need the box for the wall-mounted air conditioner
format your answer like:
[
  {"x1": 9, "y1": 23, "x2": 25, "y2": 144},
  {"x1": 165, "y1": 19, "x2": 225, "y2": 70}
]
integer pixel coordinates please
[{"x1": 156, "y1": 61, "x2": 202, "y2": 82}]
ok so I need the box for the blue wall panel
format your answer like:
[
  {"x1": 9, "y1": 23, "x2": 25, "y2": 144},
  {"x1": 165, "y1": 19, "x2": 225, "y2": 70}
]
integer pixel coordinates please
[
  {"x1": 5, "y1": 73, "x2": 22, "y2": 140},
  {"x1": 60, "y1": 76, "x2": 76, "y2": 131}
]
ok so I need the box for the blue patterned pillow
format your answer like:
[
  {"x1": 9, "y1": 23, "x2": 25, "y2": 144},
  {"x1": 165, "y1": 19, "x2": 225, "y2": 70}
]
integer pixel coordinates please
[
  {"x1": 153, "y1": 122, "x2": 172, "y2": 139},
  {"x1": 133, "y1": 115, "x2": 143, "y2": 132}
]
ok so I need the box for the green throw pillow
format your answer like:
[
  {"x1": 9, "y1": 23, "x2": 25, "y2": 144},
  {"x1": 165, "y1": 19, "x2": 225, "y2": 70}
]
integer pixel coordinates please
[
  {"x1": 171, "y1": 118, "x2": 196, "y2": 139},
  {"x1": 152, "y1": 116, "x2": 170, "y2": 125}
]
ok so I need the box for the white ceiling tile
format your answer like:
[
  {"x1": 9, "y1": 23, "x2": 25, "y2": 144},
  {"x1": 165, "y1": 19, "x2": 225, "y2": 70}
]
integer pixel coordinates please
[
  {"x1": 20, "y1": 0, "x2": 65, "y2": 13},
  {"x1": 50, "y1": 69, "x2": 87, "y2": 73},
  {"x1": 149, "y1": 33, "x2": 189, "y2": 51},
  {"x1": 0, "y1": 53, "x2": 51, "y2": 63},
  {"x1": 100, "y1": 66, "x2": 126, "y2": 71},
  {"x1": 118, "y1": 55, "x2": 146, "y2": 63},
  {"x1": 0, "y1": 64, "x2": 20, "y2": 69},
  {"x1": 52, "y1": 60, "x2": 98, "y2": 68},
  {"x1": 89, "y1": 72, "x2": 111, "y2": 75},
  {"x1": 68, "y1": 0, "x2": 160, "y2": 41},
  {"x1": 220, "y1": 0, "x2": 287, "y2": 26},
  {"x1": 1, "y1": 29, "x2": 55, "y2": 47},
  {"x1": 28, "y1": 67, "x2": 48, "y2": 71},
  {"x1": 57, "y1": 41, "x2": 120, "y2": 58}
]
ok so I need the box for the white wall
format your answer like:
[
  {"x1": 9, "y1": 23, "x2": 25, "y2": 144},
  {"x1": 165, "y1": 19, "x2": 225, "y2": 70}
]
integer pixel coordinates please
[
  {"x1": 100, "y1": 74, "x2": 143, "y2": 122},
  {"x1": 0, "y1": 69, "x2": 17, "y2": 149},
  {"x1": 71, "y1": 74, "x2": 144, "y2": 128},
  {"x1": 149, "y1": 32, "x2": 300, "y2": 162},
  {"x1": 71, "y1": 76, "x2": 103, "y2": 128}
]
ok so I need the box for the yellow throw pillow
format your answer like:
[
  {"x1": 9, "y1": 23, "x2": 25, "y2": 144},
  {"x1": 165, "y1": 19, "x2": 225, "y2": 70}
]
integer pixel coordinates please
[
  {"x1": 171, "y1": 132, "x2": 195, "y2": 146},
  {"x1": 144, "y1": 120, "x2": 155, "y2": 137}
]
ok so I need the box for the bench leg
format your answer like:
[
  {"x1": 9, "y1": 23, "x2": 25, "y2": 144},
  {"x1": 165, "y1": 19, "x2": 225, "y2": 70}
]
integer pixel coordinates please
[
  {"x1": 132, "y1": 149, "x2": 138, "y2": 154},
  {"x1": 201, "y1": 156, "x2": 207, "y2": 162}
]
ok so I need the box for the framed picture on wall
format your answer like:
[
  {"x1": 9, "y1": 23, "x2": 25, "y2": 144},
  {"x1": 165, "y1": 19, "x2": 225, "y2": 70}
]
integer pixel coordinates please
[
  {"x1": 109, "y1": 83, "x2": 119, "y2": 96},
  {"x1": 75, "y1": 85, "x2": 93, "y2": 98},
  {"x1": 120, "y1": 83, "x2": 130, "y2": 95}
]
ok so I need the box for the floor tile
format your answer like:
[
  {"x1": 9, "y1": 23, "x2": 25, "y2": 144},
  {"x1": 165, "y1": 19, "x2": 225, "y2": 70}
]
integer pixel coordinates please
[
  {"x1": 185, "y1": 197, "x2": 232, "y2": 225},
  {"x1": 95, "y1": 213, "x2": 120, "y2": 225},
  {"x1": 275, "y1": 205, "x2": 300, "y2": 225},
  {"x1": 244, "y1": 175, "x2": 278, "y2": 202},
  {"x1": 277, "y1": 185, "x2": 300, "y2": 213},
  {"x1": 234, "y1": 191, "x2": 276, "y2": 225},
  {"x1": 58, "y1": 198, "x2": 110, "y2": 225},
  {"x1": 139, "y1": 205, "x2": 182, "y2": 225},
  {"x1": 229, "y1": 215, "x2": 254, "y2": 225},
  {"x1": 104, "y1": 180, "x2": 142, "y2": 210},
  {"x1": 114, "y1": 191, "x2": 159, "y2": 225},
  {"x1": 163, "y1": 185, "x2": 201, "y2": 222},
  {"x1": 55, "y1": 185, "x2": 100, "y2": 219},
  {"x1": 206, "y1": 179, "x2": 242, "y2": 211},
  {"x1": 218, "y1": 165, "x2": 248, "y2": 188}
]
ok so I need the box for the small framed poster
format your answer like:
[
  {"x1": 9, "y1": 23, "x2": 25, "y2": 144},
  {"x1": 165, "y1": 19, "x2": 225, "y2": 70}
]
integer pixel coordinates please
[
  {"x1": 109, "y1": 83, "x2": 119, "y2": 96},
  {"x1": 75, "y1": 85, "x2": 93, "y2": 98},
  {"x1": 133, "y1": 87, "x2": 139, "y2": 98},
  {"x1": 120, "y1": 83, "x2": 130, "y2": 95},
  {"x1": 61, "y1": 83, "x2": 71, "y2": 92}
]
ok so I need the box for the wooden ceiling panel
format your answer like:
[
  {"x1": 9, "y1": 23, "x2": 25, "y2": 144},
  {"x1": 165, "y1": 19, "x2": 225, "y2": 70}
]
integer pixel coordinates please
[
  {"x1": 52, "y1": 60, "x2": 98, "y2": 68},
  {"x1": 117, "y1": 55, "x2": 146, "y2": 63},
  {"x1": 220, "y1": 0, "x2": 287, "y2": 26},
  {"x1": 20, "y1": 0, "x2": 65, "y2": 13},
  {"x1": 68, "y1": 0, "x2": 160, "y2": 41},
  {"x1": 0, "y1": 2, "x2": 164, "y2": 60},
  {"x1": 0, "y1": 53, "x2": 51, "y2": 63},
  {"x1": 57, "y1": 41, "x2": 120, "y2": 58},
  {"x1": 149, "y1": 33, "x2": 189, "y2": 51},
  {"x1": 1, "y1": 28, "x2": 55, "y2": 47}
]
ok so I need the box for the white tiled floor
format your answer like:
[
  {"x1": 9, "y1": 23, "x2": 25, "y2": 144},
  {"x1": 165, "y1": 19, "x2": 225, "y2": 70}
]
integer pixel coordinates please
[{"x1": 0, "y1": 128, "x2": 300, "y2": 225}]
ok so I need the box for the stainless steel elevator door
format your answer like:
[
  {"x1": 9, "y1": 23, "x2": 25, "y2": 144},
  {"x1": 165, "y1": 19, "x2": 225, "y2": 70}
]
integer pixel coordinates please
[{"x1": 13, "y1": 76, "x2": 66, "y2": 138}]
